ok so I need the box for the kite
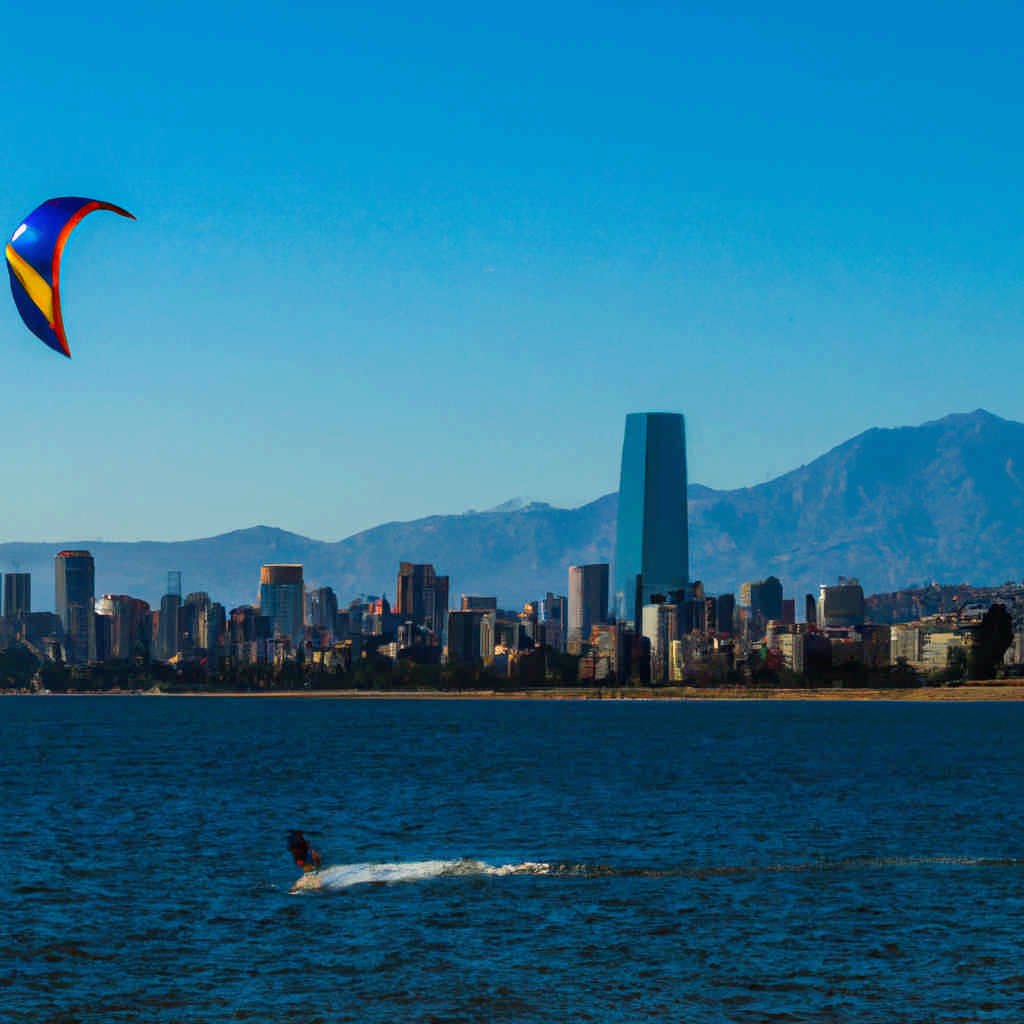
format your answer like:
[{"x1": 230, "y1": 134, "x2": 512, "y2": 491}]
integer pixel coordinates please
[{"x1": 6, "y1": 196, "x2": 135, "y2": 357}]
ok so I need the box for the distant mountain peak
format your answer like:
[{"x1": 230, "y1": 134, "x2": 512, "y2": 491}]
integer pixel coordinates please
[
  {"x1": 483, "y1": 497, "x2": 552, "y2": 514},
  {"x1": 6, "y1": 409, "x2": 1024, "y2": 613},
  {"x1": 924, "y1": 408, "x2": 1004, "y2": 429},
  {"x1": 211, "y1": 524, "x2": 308, "y2": 542}
]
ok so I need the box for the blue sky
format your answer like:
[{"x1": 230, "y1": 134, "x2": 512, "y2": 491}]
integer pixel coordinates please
[{"x1": 2, "y1": 1, "x2": 1023, "y2": 543}]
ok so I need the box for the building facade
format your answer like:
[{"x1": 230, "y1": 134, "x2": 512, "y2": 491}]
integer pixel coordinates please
[
  {"x1": 308, "y1": 586, "x2": 339, "y2": 639},
  {"x1": 395, "y1": 563, "x2": 449, "y2": 639},
  {"x1": 3, "y1": 572, "x2": 30, "y2": 618},
  {"x1": 94, "y1": 594, "x2": 151, "y2": 661},
  {"x1": 259, "y1": 564, "x2": 305, "y2": 644},
  {"x1": 614, "y1": 412, "x2": 689, "y2": 629},
  {"x1": 446, "y1": 609, "x2": 496, "y2": 665},
  {"x1": 740, "y1": 576, "x2": 784, "y2": 623},
  {"x1": 568, "y1": 563, "x2": 609, "y2": 645},
  {"x1": 55, "y1": 550, "x2": 95, "y2": 662},
  {"x1": 641, "y1": 601, "x2": 679, "y2": 683},
  {"x1": 818, "y1": 579, "x2": 866, "y2": 628}
]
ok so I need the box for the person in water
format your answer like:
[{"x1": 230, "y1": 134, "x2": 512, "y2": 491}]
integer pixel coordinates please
[{"x1": 286, "y1": 830, "x2": 322, "y2": 871}]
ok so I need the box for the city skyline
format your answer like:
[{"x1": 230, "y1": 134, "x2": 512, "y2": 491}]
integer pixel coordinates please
[
  {"x1": 4, "y1": 405, "x2": 1024, "y2": 613},
  {"x1": 4, "y1": 4, "x2": 1024, "y2": 547}
]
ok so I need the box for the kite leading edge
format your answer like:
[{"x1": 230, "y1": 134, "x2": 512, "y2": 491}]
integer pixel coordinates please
[{"x1": 5, "y1": 196, "x2": 135, "y2": 357}]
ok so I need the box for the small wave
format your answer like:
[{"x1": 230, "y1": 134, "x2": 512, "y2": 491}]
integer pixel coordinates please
[{"x1": 291, "y1": 854, "x2": 1024, "y2": 892}]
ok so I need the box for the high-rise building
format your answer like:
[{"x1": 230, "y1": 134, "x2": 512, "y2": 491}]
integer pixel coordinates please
[
  {"x1": 158, "y1": 593, "x2": 182, "y2": 660},
  {"x1": 818, "y1": 579, "x2": 865, "y2": 628},
  {"x1": 446, "y1": 609, "x2": 495, "y2": 665},
  {"x1": 642, "y1": 602, "x2": 679, "y2": 683},
  {"x1": 55, "y1": 550, "x2": 95, "y2": 662},
  {"x1": 206, "y1": 602, "x2": 227, "y2": 655},
  {"x1": 3, "y1": 572, "x2": 30, "y2": 618},
  {"x1": 461, "y1": 596, "x2": 498, "y2": 612},
  {"x1": 259, "y1": 564, "x2": 305, "y2": 643},
  {"x1": 740, "y1": 576, "x2": 784, "y2": 622},
  {"x1": 716, "y1": 593, "x2": 735, "y2": 637},
  {"x1": 538, "y1": 592, "x2": 567, "y2": 652},
  {"x1": 308, "y1": 586, "x2": 339, "y2": 639},
  {"x1": 613, "y1": 412, "x2": 689, "y2": 629},
  {"x1": 568, "y1": 564, "x2": 609, "y2": 645},
  {"x1": 395, "y1": 563, "x2": 449, "y2": 639},
  {"x1": 183, "y1": 592, "x2": 211, "y2": 649},
  {"x1": 94, "y1": 594, "x2": 151, "y2": 661}
]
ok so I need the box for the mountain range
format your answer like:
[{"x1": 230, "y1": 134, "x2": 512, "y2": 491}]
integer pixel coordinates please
[{"x1": 5, "y1": 409, "x2": 1024, "y2": 613}]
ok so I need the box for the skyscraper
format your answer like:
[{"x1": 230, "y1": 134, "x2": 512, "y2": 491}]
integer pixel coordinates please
[
  {"x1": 3, "y1": 572, "x2": 30, "y2": 618},
  {"x1": 183, "y1": 592, "x2": 211, "y2": 649},
  {"x1": 642, "y1": 601, "x2": 679, "y2": 683},
  {"x1": 740, "y1": 576, "x2": 784, "y2": 622},
  {"x1": 817, "y1": 579, "x2": 865, "y2": 628},
  {"x1": 94, "y1": 594, "x2": 151, "y2": 661},
  {"x1": 446, "y1": 609, "x2": 495, "y2": 665},
  {"x1": 158, "y1": 593, "x2": 182, "y2": 660},
  {"x1": 613, "y1": 412, "x2": 689, "y2": 629},
  {"x1": 395, "y1": 563, "x2": 449, "y2": 639},
  {"x1": 568, "y1": 564, "x2": 609, "y2": 645},
  {"x1": 308, "y1": 586, "x2": 339, "y2": 638},
  {"x1": 55, "y1": 550, "x2": 95, "y2": 662},
  {"x1": 259, "y1": 564, "x2": 305, "y2": 644}
]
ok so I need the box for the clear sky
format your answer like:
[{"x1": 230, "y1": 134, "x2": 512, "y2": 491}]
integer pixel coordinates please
[{"x1": 3, "y1": 1, "x2": 1023, "y2": 544}]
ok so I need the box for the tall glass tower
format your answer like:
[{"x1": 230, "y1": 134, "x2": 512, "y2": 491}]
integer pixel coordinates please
[
  {"x1": 259, "y1": 564, "x2": 305, "y2": 645},
  {"x1": 613, "y1": 412, "x2": 689, "y2": 629},
  {"x1": 55, "y1": 550, "x2": 96, "y2": 662}
]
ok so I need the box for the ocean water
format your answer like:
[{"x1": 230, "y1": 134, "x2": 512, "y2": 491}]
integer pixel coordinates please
[{"x1": 3, "y1": 696, "x2": 1023, "y2": 1022}]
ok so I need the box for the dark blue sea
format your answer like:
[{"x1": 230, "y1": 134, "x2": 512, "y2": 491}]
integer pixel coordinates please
[{"x1": 4, "y1": 696, "x2": 1023, "y2": 1022}]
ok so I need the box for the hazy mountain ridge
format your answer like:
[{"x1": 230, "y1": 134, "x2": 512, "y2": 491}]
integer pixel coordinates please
[{"x1": 6, "y1": 410, "x2": 1024, "y2": 611}]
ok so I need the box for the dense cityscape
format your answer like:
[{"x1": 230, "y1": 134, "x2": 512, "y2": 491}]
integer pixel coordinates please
[{"x1": 1, "y1": 411, "x2": 1021, "y2": 693}]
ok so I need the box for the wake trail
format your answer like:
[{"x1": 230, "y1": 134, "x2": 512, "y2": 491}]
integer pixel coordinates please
[{"x1": 291, "y1": 854, "x2": 1024, "y2": 892}]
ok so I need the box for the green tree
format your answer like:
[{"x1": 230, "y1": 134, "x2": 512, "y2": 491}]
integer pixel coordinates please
[{"x1": 0, "y1": 643, "x2": 40, "y2": 688}]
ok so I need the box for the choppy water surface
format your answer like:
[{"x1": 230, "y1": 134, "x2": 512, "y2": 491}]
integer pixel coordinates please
[{"x1": 4, "y1": 697, "x2": 1023, "y2": 1022}]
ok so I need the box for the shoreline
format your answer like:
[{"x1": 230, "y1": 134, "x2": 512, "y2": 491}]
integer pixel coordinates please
[{"x1": 8, "y1": 684, "x2": 1024, "y2": 701}]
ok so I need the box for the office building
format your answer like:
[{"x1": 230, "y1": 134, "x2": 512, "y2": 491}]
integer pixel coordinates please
[
  {"x1": 613, "y1": 412, "x2": 689, "y2": 629},
  {"x1": 183, "y1": 592, "x2": 211, "y2": 649},
  {"x1": 308, "y1": 586, "x2": 339, "y2": 638},
  {"x1": 396, "y1": 563, "x2": 449, "y2": 638},
  {"x1": 716, "y1": 593, "x2": 735, "y2": 636},
  {"x1": 568, "y1": 564, "x2": 609, "y2": 645},
  {"x1": 446, "y1": 609, "x2": 495, "y2": 665},
  {"x1": 158, "y1": 594, "x2": 182, "y2": 660},
  {"x1": 818, "y1": 579, "x2": 866, "y2": 628},
  {"x1": 740, "y1": 577, "x2": 784, "y2": 623},
  {"x1": 3, "y1": 572, "x2": 30, "y2": 618},
  {"x1": 642, "y1": 602, "x2": 679, "y2": 683},
  {"x1": 206, "y1": 602, "x2": 227, "y2": 655},
  {"x1": 55, "y1": 550, "x2": 95, "y2": 662},
  {"x1": 94, "y1": 594, "x2": 151, "y2": 661},
  {"x1": 538, "y1": 592, "x2": 567, "y2": 652},
  {"x1": 259, "y1": 564, "x2": 305, "y2": 643}
]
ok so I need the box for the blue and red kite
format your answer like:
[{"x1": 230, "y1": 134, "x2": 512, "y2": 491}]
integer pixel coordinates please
[{"x1": 6, "y1": 197, "x2": 134, "y2": 357}]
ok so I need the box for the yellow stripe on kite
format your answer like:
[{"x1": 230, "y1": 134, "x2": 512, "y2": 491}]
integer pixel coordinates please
[{"x1": 5, "y1": 243, "x2": 55, "y2": 324}]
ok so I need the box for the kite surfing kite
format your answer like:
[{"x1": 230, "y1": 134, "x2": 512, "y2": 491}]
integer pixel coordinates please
[{"x1": 5, "y1": 196, "x2": 135, "y2": 357}]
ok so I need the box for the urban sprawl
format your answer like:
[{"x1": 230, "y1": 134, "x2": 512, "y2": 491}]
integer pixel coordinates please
[{"x1": 1, "y1": 413, "x2": 1020, "y2": 691}]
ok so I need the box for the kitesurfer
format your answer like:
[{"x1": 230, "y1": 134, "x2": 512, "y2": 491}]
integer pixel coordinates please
[{"x1": 287, "y1": 830, "x2": 322, "y2": 871}]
